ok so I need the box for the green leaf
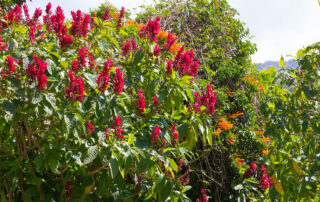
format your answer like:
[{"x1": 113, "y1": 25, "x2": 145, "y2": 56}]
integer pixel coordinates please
[
  {"x1": 32, "y1": 92, "x2": 43, "y2": 104},
  {"x1": 45, "y1": 59, "x2": 55, "y2": 75},
  {"x1": 128, "y1": 134, "x2": 134, "y2": 145},
  {"x1": 83, "y1": 145, "x2": 99, "y2": 165},
  {"x1": 8, "y1": 38, "x2": 18, "y2": 52},
  {"x1": 110, "y1": 157, "x2": 119, "y2": 179},
  {"x1": 167, "y1": 157, "x2": 178, "y2": 172},
  {"x1": 133, "y1": 50, "x2": 145, "y2": 66},
  {"x1": 83, "y1": 73, "x2": 97, "y2": 89},
  {"x1": 279, "y1": 56, "x2": 284, "y2": 68},
  {"x1": 3, "y1": 100, "x2": 15, "y2": 120}
]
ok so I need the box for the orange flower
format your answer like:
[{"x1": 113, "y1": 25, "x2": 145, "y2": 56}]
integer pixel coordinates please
[
  {"x1": 256, "y1": 130, "x2": 264, "y2": 136},
  {"x1": 244, "y1": 77, "x2": 254, "y2": 81},
  {"x1": 219, "y1": 117, "x2": 226, "y2": 122},
  {"x1": 229, "y1": 114, "x2": 237, "y2": 119},
  {"x1": 112, "y1": 12, "x2": 120, "y2": 20},
  {"x1": 235, "y1": 158, "x2": 244, "y2": 166},
  {"x1": 213, "y1": 128, "x2": 222, "y2": 135},
  {"x1": 252, "y1": 81, "x2": 259, "y2": 85},
  {"x1": 157, "y1": 30, "x2": 169, "y2": 39},
  {"x1": 261, "y1": 137, "x2": 270, "y2": 143},
  {"x1": 218, "y1": 118, "x2": 233, "y2": 130},
  {"x1": 169, "y1": 43, "x2": 182, "y2": 53},
  {"x1": 228, "y1": 136, "x2": 236, "y2": 144},
  {"x1": 226, "y1": 91, "x2": 234, "y2": 95},
  {"x1": 236, "y1": 112, "x2": 244, "y2": 116},
  {"x1": 136, "y1": 23, "x2": 145, "y2": 29},
  {"x1": 262, "y1": 150, "x2": 269, "y2": 155},
  {"x1": 215, "y1": 1, "x2": 219, "y2": 8},
  {"x1": 228, "y1": 12, "x2": 234, "y2": 17},
  {"x1": 233, "y1": 153, "x2": 243, "y2": 157},
  {"x1": 125, "y1": 20, "x2": 138, "y2": 26},
  {"x1": 258, "y1": 85, "x2": 264, "y2": 91},
  {"x1": 249, "y1": 127, "x2": 254, "y2": 130},
  {"x1": 230, "y1": 102, "x2": 234, "y2": 105}
]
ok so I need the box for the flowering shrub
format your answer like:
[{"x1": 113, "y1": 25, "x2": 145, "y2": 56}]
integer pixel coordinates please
[{"x1": 0, "y1": 2, "x2": 219, "y2": 201}]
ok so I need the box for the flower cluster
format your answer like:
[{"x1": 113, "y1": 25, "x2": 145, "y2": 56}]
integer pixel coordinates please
[
  {"x1": 113, "y1": 116, "x2": 123, "y2": 139},
  {"x1": 229, "y1": 112, "x2": 244, "y2": 119},
  {"x1": 2, "y1": 5, "x2": 22, "y2": 27},
  {"x1": 97, "y1": 57, "x2": 112, "y2": 92},
  {"x1": 71, "y1": 10, "x2": 90, "y2": 38},
  {"x1": 172, "y1": 46, "x2": 199, "y2": 77},
  {"x1": 153, "y1": 44, "x2": 160, "y2": 56},
  {"x1": 136, "y1": 90, "x2": 146, "y2": 115},
  {"x1": 163, "y1": 33, "x2": 177, "y2": 51},
  {"x1": 218, "y1": 117, "x2": 233, "y2": 130},
  {"x1": 72, "y1": 47, "x2": 90, "y2": 71},
  {"x1": 1, "y1": 56, "x2": 16, "y2": 78},
  {"x1": 26, "y1": 55, "x2": 47, "y2": 90},
  {"x1": 43, "y1": 3, "x2": 52, "y2": 31},
  {"x1": 86, "y1": 121, "x2": 94, "y2": 132},
  {"x1": 151, "y1": 125, "x2": 161, "y2": 146},
  {"x1": 152, "y1": 96, "x2": 159, "y2": 109},
  {"x1": 196, "y1": 188, "x2": 208, "y2": 202},
  {"x1": 192, "y1": 84, "x2": 217, "y2": 116},
  {"x1": 102, "y1": 8, "x2": 110, "y2": 21},
  {"x1": 0, "y1": 37, "x2": 8, "y2": 51},
  {"x1": 166, "y1": 60, "x2": 173, "y2": 76},
  {"x1": 113, "y1": 68, "x2": 124, "y2": 95},
  {"x1": 245, "y1": 161, "x2": 256, "y2": 178},
  {"x1": 259, "y1": 165, "x2": 273, "y2": 191},
  {"x1": 122, "y1": 38, "x2": 138, "y2": 55},
  {"x1": 139, "y1": 17, "x2": 161, "y2": 42},
  {"x1": 65, "y1": 70, "x2": 85, "y2": 101},
  {"x1": 171, "y1": 125, "x2": 179, "y2": 146}
]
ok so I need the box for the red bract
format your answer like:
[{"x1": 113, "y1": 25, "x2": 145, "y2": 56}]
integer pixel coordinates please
[
  {"x1": 171, "y1": 125, "x2": 179, "y2": 146},
  {"x1": 139, "y1": 17, "x2": 160, "y2": 42},
  {"x1": 259, "y1": 165, "x2": 273, "y2": 191},
  {"x1": 65, "y1": 70, "x2": 85, "y2": 101},
  {"x1": 59, "y1": 34, "x2": 73, "y2": 48},
  {"x1": 193, "y1": 92, "x2": 201, "y2": 114},
  {"x1": 0, "y1": 37, "x2": 8, "y2": 51},
  {"x1": 245, "y1": 161, "x2": 256, "y2": 178},
  {"x1": 29, "y1": 25, "x2": 36, "y2": 44},
  {"x1": 117, "y1": 7, "x2": 125, "y2": 30},
  {"x1": 23, "y1": 4, "x2": 30, "y2": 25},
  {"x1": 166, "y1": 60, "x2": 173, "y2": 76},
  {"x1": 201, "y1": 84, "x2": 217, "y2": 116},
  {"x1": 113, "y1": 116, "x2": 123, "y2": 139},
  {"x1": 50, "y1": 6, "x2": 65, "y2": 37},
  {"x1": 113, "y1": 68, "x2": 124, "y2": 95},
  {"x1": 130, "y1": 38, "x2": 138, "y2": 51},
  {"x1": 175, "y1": 49, "x2": 198, "y2": 77},
  {"x1": 43, "y1": 3, "x2": 52, "y2": 31},
  {"x1": 29, "y1": 8, "x2": 42, "y2": 26},
  {"x1": 137, "y1": 90, "x2": 146, "y2": 115},
  {"x1": 71, "y1": 10, "x2": 90, "y2": 38},
  {"x1": 173, "y1": 46, "x2": 184, "y2": 71},
  {"x1": 151, "y1": 125, "x2": 161, "y2": 146},
  {"x1": 163, "y1": 33, "x2": 177, "y2": 51},
  {"x1": 3, "y1": 5, "x2": 22, "y2": 27},
  {"x1": 153, "y1": 96, "x2": 159, "y2": 108},
  {"x1": 77, "y1": 47, "x2": 87, "y2": 70},
  {"x1": 86, "y1": 121, "x2": 94, "y2": 132},
  {"x1": 102, "y1": 8, "x2": 110, "y2": 20},
  {"x1": 26, "y1": 55, "x2": 47, "y2": 90},
  {"x1": 1, "y1": 56, "x2": 16, "y2": 78},
  {"x1": 122, "y1": 41, "x2": 131, "y2": 55},
  {"x1": 154, "y1": 44, "x2": 160, "y2": 56},
  {"x1": 97, "y1": 57, "x2": 112, "y2": 92}
]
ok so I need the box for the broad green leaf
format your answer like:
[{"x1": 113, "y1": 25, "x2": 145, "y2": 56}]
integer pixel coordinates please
[
  {"x1": 8, "y1": 38, "x2": 18, "y2": 52},
  {"x1": 128, "y1": 134, "x2": 134, "y2": 145},
  {"x1": 167, "y1": 157, "x2": 178, "y2": 172},
  {"x1": 133, "y1": 50, "x2": 145, "y2": 66},
  {"x1": 110, "y1": 157, "x2": 119, "y2": 179},
  {"x1": 272, "y1": 173, "x2": 284, "y2": 195},
  {"x1": 3, "y1": 100, "x2": 16, "y2": 117},
  {"x1": 83, "y1": 145, "x2": 99, "y2": 165}
]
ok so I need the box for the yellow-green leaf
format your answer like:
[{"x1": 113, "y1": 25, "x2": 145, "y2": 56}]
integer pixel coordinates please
[
  {"x1": 84, "y1": 183, "x2": 94, "y2": 195},
  {"x1": 128, "y1": 134, "x2": 134, "y2": 145},
  {"x1": 292, "y1": 161, "x2": 303, "y2": 175},
  {"x1": 279, "y1": 56, "x2": 284, "y2": 68},
  {"x1": 272, "y1": 174, "x2": 283, "y2": 195},
  {"x1": 167, "y1": 157, "x2": 178, "y2": 172}
]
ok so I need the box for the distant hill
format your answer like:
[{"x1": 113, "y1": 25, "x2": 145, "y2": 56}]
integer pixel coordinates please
[{"x1": 255, "y1": 59, "x2": 298, "y2": 71}]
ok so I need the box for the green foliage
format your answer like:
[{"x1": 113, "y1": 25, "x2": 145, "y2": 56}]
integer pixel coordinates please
[{"x1": 260, "y1": 44, "x2": 320, "y2": 200}]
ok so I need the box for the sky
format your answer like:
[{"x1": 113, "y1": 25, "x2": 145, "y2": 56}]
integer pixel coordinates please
[{"x1": 26, "y1": 0, "x2": 320, "y2": 63}]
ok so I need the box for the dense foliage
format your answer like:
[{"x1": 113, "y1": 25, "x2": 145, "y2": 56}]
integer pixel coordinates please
[{"x1": 0, "y1": 0, "x2": 319, "y2": 201}]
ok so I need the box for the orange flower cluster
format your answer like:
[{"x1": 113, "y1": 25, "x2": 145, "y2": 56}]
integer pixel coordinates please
[
  {"x1": 169, "y1": 43, "x2": 182, "y2": 53},
  {"x1": 228, "y1": 136, "x2": 236, "y2": 144},
  {"x1": 258, "y1": 85, "x2": 264, "y2": 91},
  {"x1": 229, "y1": 112, "x2": 244, "y2": 119},
  {"x1": 261, "y1": 150, "x2": 269, "y2": 155},
  {"x1": 212, "y1": 128, "x2": 222, "y2": 135},
  {"x1": 125, "y1": 20, "x2": 144, "y2": 29},
  {"x1": 235, "y1": 157, "x2": 244, "y2": 166},
  {"x1": 244, "y1": 77, "x2": 254, "y2": 81},
  {"x1": 228, "y1": 12, "x2": 234, "y2": 17},
  {"x1": 261, "y1": 137, "x2": 270, "y2": 143},
  {"x1": 112, "y1": 12, "x2": 120, "y2": 20},
  {"x1": 215, "y1": 1, "x2": 219, "y2": 8},
  {"x1": 218, "y1": 117, "x2": 233, "y2": 130},
  {"x1": 256, "y1": 130, "x2": 264, "y2": 136},
  {"x1": 157, "y1": 30, "x2": 169, "y2": 39},
  {"x1": 226, "y1": 91, "x2": 234, "y2": 95},
  {"x1": 244, "y1": 77, "x2": 259, "y2": 86}
]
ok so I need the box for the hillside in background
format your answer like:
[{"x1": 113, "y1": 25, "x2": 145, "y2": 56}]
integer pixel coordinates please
[{"x1": 256, "y1": 59, "x2": 298, "y2": 70}]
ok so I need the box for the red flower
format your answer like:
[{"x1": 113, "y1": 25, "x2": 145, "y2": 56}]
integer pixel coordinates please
[
  {"x1": 122, "y1": 41, "x2": 131, "y2": 56},
  {"x1": 171, "y1": 125, "x2": 179, "y2": 146},
  {"x1": 166, "y1": 60, "x2": 173, "y2": 76},
  {"x1": 163, "y1": 33, "x2": 177, "y2": 51},
  {"x1": 154, "y1": 44, "x2": 160, "y2": 56},
  {"x1": 71, "y1": 10, "x2": 90, "y2": 38},
  {"x1": 86, "y1": 121, "x2": 94, "y2": 132},
  {"x1": 23, "y1": 4, "x2": 31, "y2": 25},
  {"x1": 137, "y1": 90, "x2": 146, "y2": 115},
  {"x1": 29, "y1": 8, "x2": 42, "y2": 26},
  {"x1": 152, "y1": 96, "x2": 159, "y2": 108},
  {"x1": 130, "y1": 38, "x2": 138, "y2": 51},
  {"x1": 26, "y1": 55, "x2": 47, "y2": 90},
  {"x1": 113, "y1": 116, "x2": 123, "y2": 139},
  {"x1": 97, "y1": 57, "x2": 112, "y2": 92},
  {"x1": 0, "y1": 37, "x2": 8, "y2": 51},
  {"x1": 139, "y1": 17, "x2": 160, "y2": 42},
  {"x1": 3, "y1": 5, "x2": 22, "y2": 27},
  {"x1": 59, "y1": 34, "x2": 73, "y2": 48},
  {"x1": 119, "y1": 7, "x2": 125, "y2": 19},
  {"x1": 193, "y1": 92, "x2": 201, "y2": 114},
  {"x1": 43, "y1": 2, "x2": 52, "y2": 30},
  {"x1": 151, "y1": 125, "x2": 161, "y2": 146},
  {"x1": 113, "y1": 68, "x2": 124, "y2": 95},
  {"x1": 1, "y1": 56, "x2": 16, "y2": 78},
  {"x1": 65, "y1": 70, "x2": 85, "y2": 101},
  {"x1": 245, "y1": 161, "x2": 256, "y2": 178},
  {"x1": 77, "y1": 47, "x2": 87, "y2": 70},
  {"x1": 50, "y1": 6, "x2": 66, "y2": 37},
  {"x1": 29, "y1": 25, "x2": 36, "y2": 44},
  {"x1": 259, "y1": 165, "x2": 273, "y2": 190},
  {"x1": 201, "y1": 84, "x2": 217, "y2": 116},
  {"x1": 102, "y1": 8, "x2": 110, "y2": 20}
]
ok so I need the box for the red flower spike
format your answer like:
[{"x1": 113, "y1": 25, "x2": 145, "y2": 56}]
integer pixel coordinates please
[
  {"x1": 65, "y1": 70, "x2": 85, "y2": 101},
  {"x1": 171, "y1": 125, "x2": 179, "y2": 146},
  {"x1": 102, "y1": 8, "x2": 110, "y2": 20},
  {"x1": 154, "y1": 44, "x2": 160, "y2": 56},
  {"x1": 50, "y1": 6, "x2": 65, "y2": 37},
  {"x1": 138, "y1": 17, "x2": 160, "y2": 42},
  {"x1": 151, "y1": 125, "x2": 161, "y2": 146},
  {"x1": 113, "y1": 68, "x2": 124, "y2": 95},
  {"x1": 59, "y1": 34, "x2": 73, "y2": 48},
  {"x1": 29, "y1": 25, "x2": 36, "y2": 44},
  {"x1": 122, "y1": 41, "x2": 131, "y2": 56},
  {"x1": 113, "y1": 116, "x2": 123, "y2": 139},
  {"x1": 86, "y1": 121, "x2": 94, "y2": 132},
  {"x1": 97, "y1": 57, "x2": 112, "y2": 92},
  {"x1": 0, "y1": 37, "x2": 8, "y2": 51},
  {"x1": 1, "y1": 56, "x2": 16, "y2": 79},
  {"x1": 153, "y1": 96, "x2": 159, "y2": 108},
  {"x1": 166, "y1": 60, "x2": 173, "y2": 76},
  {"x1": 137, "y1": 90, "x2": 146, "y2": 115},
  {"x1": 163, "y1": 33, "x2": 177, "y2": 51},
  {"x1": 26, "y1": 55, "x2": 47, "y2": 90}
]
